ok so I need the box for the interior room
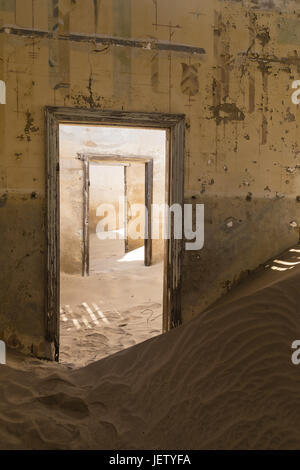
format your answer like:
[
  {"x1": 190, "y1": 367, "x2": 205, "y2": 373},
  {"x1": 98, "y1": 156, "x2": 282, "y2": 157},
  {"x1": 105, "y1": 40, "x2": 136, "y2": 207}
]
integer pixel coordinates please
[{"x1": 2, "y1": 0, "x2": 300, "y2": 453}]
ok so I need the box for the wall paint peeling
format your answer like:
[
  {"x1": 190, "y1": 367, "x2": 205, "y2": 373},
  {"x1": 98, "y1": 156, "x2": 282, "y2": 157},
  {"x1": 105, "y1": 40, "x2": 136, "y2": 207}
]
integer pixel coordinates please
[{"x1": 0, "y1": 0, "x2": 300, "y2": 358}]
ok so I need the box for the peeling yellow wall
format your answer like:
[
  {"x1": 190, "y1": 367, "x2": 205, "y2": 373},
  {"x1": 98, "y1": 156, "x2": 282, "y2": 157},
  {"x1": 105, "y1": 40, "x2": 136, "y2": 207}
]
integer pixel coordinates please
[
  {"x1": 1, "y1": 0, "x2": 300, "y2": 358},
  {"x1": 89, "y1": 164, "x2": 125, "y2": 234}
]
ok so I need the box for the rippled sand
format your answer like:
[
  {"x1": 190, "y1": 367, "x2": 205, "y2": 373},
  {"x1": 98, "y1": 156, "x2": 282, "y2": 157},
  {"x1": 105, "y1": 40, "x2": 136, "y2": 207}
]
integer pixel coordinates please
[{"x1": 1, "y1": 246, "x2": 300, "y2": 449}]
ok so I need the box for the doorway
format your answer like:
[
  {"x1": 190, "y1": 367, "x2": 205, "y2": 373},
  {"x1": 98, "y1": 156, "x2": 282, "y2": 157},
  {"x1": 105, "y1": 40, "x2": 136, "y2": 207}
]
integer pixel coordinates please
[
  {"x1": 80, "y1": 154, "x2": 154, "y2": 277},
  {"x1": 46, "y1": 108, "x2": 185, "y2": 364}
]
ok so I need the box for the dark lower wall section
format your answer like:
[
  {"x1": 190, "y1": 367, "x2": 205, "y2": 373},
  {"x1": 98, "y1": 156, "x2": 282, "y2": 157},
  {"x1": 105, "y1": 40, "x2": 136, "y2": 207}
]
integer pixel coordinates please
[
  {"x1": 182, "y1": 195, "x2": 300, "y2": 321},
  {"x1": 0, "y1": 192, "x2": 50, "y2": 358}
]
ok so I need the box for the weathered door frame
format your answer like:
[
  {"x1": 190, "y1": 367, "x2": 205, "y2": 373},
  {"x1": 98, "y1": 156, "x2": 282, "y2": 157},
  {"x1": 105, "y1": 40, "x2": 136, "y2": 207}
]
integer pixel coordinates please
[
  {"x1": 78, "y1": 154, "x2": 154, "y2": 275},
  {"x1": 45, "y1": 107, "x2": 185, "y2": 362}
]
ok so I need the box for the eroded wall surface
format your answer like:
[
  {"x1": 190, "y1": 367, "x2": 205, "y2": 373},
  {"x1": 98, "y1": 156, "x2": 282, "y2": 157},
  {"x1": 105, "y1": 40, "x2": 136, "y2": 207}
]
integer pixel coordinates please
[
  {"x1": 89, "y1": 164, "x2": 125, "y2": 233},
  {"x1": 1, "y1": 0, "x2": 300, "y2": 357},
  {"x1": 125, "y1": 161, "x2": 146, "y2": 253},
  {"x1": 60, "y1": 157, "x2": 83, "y2": 275}
]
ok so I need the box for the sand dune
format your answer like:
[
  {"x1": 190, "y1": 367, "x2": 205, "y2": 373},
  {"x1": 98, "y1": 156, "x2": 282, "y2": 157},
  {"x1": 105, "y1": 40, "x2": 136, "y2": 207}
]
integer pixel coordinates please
[{"x1": 2, "y1": 246, "x2": 300, "y2": 449}]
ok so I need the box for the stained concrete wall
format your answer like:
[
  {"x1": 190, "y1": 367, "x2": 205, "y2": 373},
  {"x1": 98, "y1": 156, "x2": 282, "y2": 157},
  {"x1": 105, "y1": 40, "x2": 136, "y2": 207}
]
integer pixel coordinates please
[
  {"x1": 89, "y1": 164, "x2": 125, "y2": 233},
  {"x1": 60, "y1": 153, "x2": 83, "y2": 274},
  {"x1": 125, "y1": 162, "x2": 146, "y2": 253},
  {"x1": 1, "y1": 0, "x2": 300, "y2": 358}
]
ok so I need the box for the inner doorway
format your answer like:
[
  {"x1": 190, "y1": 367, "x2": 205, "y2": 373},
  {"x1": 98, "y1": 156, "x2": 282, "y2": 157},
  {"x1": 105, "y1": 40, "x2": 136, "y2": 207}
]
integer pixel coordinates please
[
  {"x1": 89, "y1": 162, "x2": 127, "y2": 275},
  {"x1": 81, "y1": 155, "x2": 154, "y2": 277},
  {"x1": 59, "y1": 125, "x2": 167, "y2": 368}
]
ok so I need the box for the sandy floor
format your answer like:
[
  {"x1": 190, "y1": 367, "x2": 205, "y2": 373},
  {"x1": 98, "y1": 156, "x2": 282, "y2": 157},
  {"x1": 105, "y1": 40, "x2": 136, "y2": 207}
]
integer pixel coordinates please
[
  {"x1": 2, "y1": 245, "x2": 300, "y2": 449},
  {"x1": 60, "y1": 235, "x2": 164, "y2": 368}
]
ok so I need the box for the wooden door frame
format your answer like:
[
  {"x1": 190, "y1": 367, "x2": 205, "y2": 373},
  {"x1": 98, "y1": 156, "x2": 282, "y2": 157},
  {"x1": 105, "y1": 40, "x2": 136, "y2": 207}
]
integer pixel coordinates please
[
  {"x1": 78, "y1": 154, "x2": 154, "y2": 275},
  {"x1": 45, "y1": 107, "x2": 185, "y2": 362},
  {"x1": 144, "y1": 159, "x2": 153, "y2": 267},
  {"x1": 82, "y1": 156, "x2": 90, "y2": 277}
]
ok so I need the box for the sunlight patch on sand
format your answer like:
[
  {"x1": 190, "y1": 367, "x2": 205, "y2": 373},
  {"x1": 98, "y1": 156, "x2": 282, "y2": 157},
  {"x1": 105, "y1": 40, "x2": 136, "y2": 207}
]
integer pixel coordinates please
[
  {"x1": 118, "y1": 246, "x2": 144, "y2": 263},
  {"x1": 273, "y1": 259, "x2": 300, "y2": 266}
]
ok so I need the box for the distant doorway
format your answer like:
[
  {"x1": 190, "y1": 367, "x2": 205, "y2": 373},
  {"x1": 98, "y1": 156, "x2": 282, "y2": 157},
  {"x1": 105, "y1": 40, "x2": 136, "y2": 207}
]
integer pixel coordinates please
[{"x1": 80, "y1": 154, "x2": 154, "y2": 277}]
